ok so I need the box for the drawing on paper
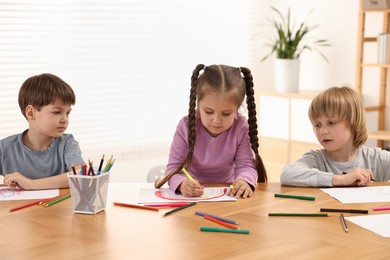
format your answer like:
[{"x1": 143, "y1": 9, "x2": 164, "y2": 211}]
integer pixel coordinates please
[
  {"x1": 0, "y1": 187, "x2": 59, "y2": 201},
  {"x1": 138, "y1": 187, "x2": 237, "y2": 203},
  {"x1": 0, "y1": 188, "x2": 22, "y2": 198},
  {"x1": 155, "y1": 188, "x2": 228, "y2": 201}
]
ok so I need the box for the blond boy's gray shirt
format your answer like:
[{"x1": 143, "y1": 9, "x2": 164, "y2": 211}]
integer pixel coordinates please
[
  {"x1": 280, "y1": 147, "x2": 390, "y2": 187},
  {"x1": 0, "y1": 130, "x2": 83, "y2": 178}
]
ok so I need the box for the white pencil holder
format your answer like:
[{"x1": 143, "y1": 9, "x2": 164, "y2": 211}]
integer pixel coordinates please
[{"x1": 67, "y1": 172, "x2": 110, "y2": 214}]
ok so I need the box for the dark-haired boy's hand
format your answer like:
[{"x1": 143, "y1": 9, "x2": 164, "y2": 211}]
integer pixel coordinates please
[
  {"x1": 3, "y1": 172, "x2": 33, "y2": 190},
  {"x1": 179, "y1": 179, "x2": 204, "y2": 197},
  {"x1": 229, "y1": 179, "x2": 253, "y2": 199}
]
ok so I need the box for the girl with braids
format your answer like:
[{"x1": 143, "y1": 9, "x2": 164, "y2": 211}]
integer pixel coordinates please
[{"x1": 156, "y1": 64, "x2": 267, "y2": 198}]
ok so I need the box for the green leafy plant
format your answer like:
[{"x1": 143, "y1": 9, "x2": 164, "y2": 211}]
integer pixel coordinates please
[{"x1": 261, "y1": 7, "x2": 330, "y2": 61}]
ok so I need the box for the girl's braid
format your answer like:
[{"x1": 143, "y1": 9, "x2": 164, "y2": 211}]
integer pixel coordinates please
[
  {"x1": 239, "y1": 66, "x2": 267, "y2": 182},
  {"x1": 183, "y1": 64, "x2": 204, "y2": 168}
]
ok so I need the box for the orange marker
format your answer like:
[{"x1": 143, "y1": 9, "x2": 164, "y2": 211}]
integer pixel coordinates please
[{"x1": 204, "y1": 215, "x2": 239, "y2": 230}]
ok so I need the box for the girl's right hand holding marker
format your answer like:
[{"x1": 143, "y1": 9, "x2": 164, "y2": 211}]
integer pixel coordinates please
[
  {"x1": 179, "y1": 179, "x2": 204, "y2": 197},
  {"x1": 332, "y1": 169, "x2": 373, "y2": 186}
]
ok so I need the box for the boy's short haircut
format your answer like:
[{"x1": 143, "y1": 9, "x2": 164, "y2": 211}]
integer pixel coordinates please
[
  {"x1": 308, "y1": 86, "x2": 368, "y2": 147},
  {"x1": 18, "y1": 73, "x2": 76, "y2": 118}
]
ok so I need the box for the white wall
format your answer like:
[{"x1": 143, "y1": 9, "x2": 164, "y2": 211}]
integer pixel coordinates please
[
  {"x1": 0, "y1": 1, "x2": 383, "y2": 183},
  {"x1": 253, "y1": 0, "x2": 359, "y2": 93},
  {"x1": 253, "y1": 0, "x2": 381, "y2": 148}
]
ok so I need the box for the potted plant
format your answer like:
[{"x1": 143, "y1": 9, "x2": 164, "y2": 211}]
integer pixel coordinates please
[{"x1": 261, "y1": 7, "x2": 330, "y2": 92}]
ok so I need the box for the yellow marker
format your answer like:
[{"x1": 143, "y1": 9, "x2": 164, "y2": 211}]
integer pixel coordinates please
[
  {"x1": 182, "y1": 168, "x2": 195, "y2": 182},
  {"x1": 182, "y1": 168, "x2": 207, "y2": 198},
  {"x1": 230, "y1": 185, "x2": 234, "y2": 190}
]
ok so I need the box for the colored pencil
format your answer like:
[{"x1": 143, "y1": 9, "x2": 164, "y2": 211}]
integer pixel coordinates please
[
  {"x1": 320, "y1": 208, "x2": 368, "y2": 214},
  {"x1": 87, "y1": 160, "x2": 95, "y2": 176},
  {"x1": 113, "y1": 202, "x2": 159, "y2": 211},
  {"x1": 163, "y1": 202, "x2": 196, "y2": 216},
  {"x1": 200, "y1": 227, "x2": 249, "y2": 234},
  {"x1": 83, "y1": 163, "x2": 87, "y2": 176},
  {"x1": 40, "y1": 192, "x2": 71, "y2": 205},
  {"x1": 204, "y1": 215, "x2": 239, "y2": 230},
  {"x1": 195, "y1": 211, "x2": 239, "y2": 225},
  {"x1": 274, "y1": 193, "x2": 315, "y2": 201},
  {"x1": 71, "y1": 165, "x2": 77, "y2": 175},
  {"x1": 268, "y1": 213, "x2": 329, "y2": 217},
  {"x1": 45, "y1": 193, "x2": 71, "y2": 207},
  {"x1": 340, "y1": 213, "x2": 348, "y2": 232},
  {"x1": 41, "y1": 192, "x2": 70, "y2": 205},
  {"x1": 106, "y1": 159, "x2": 115, "y2": 172},
  {"x1": 373, "y1": 206, "x2": 390, "y2": 211},
  {"x1": 9, "y1": 197, "x2": 51, "y2": 212},
  {"x1": 103, "y1": 155, "x2": 113, "y2": 173},
  {"x1": 97, "y1": 154, "x2": 105, "y2": 175}
]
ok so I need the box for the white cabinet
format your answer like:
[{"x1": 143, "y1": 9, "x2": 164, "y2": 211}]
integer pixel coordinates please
[
  {"x1": 259, "y1": 95, "x2": 289, "y2": 140},
  {"x1": 290, "y1": 98, "x2": 318, "y2": 143},
  {"x1": 258, "y1": 92, "x2": 322, "y2": 181}
]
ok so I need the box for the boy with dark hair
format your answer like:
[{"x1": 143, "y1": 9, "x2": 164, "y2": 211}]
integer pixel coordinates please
[{"x1": 1, "y1": 73, "x2": 83, "y2": 189}]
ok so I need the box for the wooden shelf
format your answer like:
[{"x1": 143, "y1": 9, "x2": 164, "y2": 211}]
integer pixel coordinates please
[
  {"x1": 356, "y1": 0, "x2": 390, "y2": 147},
  {"x1": 368, "y1": 130, "x2": 390, "y2": 141},
  {"x1": 363, "y1": 9, "x2": 390, "y2": 13},
  {"x1": 362, "y1": 63, "x2": 390, "y2": 68}
]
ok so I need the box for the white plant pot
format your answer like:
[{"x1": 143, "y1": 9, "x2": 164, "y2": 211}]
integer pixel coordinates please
[{"x1": 273, "y1": 58, "x2": 300, "y2": 93}]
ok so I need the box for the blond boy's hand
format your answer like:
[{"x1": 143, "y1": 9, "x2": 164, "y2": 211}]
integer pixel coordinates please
[{"x1": 332, "y1": 169, "x2": 372, "y2": 187}]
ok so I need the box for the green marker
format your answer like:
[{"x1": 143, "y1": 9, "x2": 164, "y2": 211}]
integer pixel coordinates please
[
  {"x1": 200, "y1": 227, "x2": 250, "y2": 234},
  {"x1": 274, "y1": 193, "x2": 315, "y2": 201}
]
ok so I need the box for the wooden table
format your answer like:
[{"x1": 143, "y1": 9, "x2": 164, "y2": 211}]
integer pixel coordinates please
[{"x1": 1, "y1": 182, "x2": 389, "y2": 260}]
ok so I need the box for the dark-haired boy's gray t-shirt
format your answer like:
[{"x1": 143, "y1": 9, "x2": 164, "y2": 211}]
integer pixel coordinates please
[
  {"x1": 280, "y1": 147, "x2": 390, "y2": 187},
  {"x1": 0, "y1": 131, "x2": 83, "y2": 178}
]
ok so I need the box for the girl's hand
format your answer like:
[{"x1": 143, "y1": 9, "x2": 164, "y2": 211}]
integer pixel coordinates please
[
  {"x1": 229, "y1": 179, "x2": 253, "y2": 198},
  {"x1": 332, "y1": 169, "x2": 373, "y2": 187},
  {"x1": 179, "y1": 179, "x2": 204, "y2": 197},
  {"x1": 3, "y1": 172, "x2": 35, "y2": 190}
]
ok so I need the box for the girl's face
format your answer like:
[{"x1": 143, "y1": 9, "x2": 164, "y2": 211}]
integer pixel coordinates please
[
  {"x1": 313, "y1": 115, "x2": 354, "y2": 157},
  {"x1": 31, "y1": 99, "x2": 72, "y2": 139},
  {"x1": 198, "y1": 91, "x2": 238, "y2": 137}
]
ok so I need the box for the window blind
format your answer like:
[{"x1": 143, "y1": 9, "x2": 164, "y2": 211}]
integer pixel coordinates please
[{"x1": 0, "y1": 0, "x2": 257, "y2": 157}]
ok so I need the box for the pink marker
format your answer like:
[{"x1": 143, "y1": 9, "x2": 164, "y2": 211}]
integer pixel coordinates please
[{"x1": 373, "y1": 206, "x2": 390, "y2": 211}]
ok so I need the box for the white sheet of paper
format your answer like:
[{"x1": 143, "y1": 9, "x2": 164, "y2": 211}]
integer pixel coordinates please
[
  {"x1": 345, "y1": 214, "x2": 390, "y2": 238},
  {"x1": 320, "y1": 186, "x2": 390, "y2": 203},
  {"x1": 107, "y1": 183, "x2": 156, "y2": 204},
  {"x1": 138, "y1": 187, "x2": 237, "y2": 203},
  {"x1": 0, "y1": 187, "x2": 59, "y2": 201}
]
